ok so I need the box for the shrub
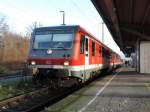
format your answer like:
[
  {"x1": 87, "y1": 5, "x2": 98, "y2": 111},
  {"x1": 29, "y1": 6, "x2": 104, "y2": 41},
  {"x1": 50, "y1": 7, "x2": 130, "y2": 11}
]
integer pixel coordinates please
[{"x1": 0, "y1": 65, "x2": 8, "y2": 74}]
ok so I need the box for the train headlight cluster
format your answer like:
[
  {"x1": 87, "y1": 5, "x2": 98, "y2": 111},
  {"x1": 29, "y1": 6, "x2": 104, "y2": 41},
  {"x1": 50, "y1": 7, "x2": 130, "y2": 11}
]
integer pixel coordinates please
[
  {"x1": 31, "y1": 61, "x2": 36, "y2": 65},
  {"x1": 64, "y1": 61, "x2": 69, "y2": 66}
]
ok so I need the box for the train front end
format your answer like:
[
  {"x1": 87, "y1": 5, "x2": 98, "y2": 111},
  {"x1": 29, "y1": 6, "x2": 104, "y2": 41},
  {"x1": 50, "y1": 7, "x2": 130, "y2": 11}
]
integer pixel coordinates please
[{"x1": 27, "y1": 26, "x2": 77, "y2": 86}]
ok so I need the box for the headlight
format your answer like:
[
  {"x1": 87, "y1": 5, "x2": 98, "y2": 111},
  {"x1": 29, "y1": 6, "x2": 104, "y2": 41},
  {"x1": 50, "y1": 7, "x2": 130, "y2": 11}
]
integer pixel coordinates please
[
  {"x1": 64, "y1": 61, "x2": 69, "y2": 66},
  {"x1": 31, "y1": 61, "x2": 36, "y2": 65}
]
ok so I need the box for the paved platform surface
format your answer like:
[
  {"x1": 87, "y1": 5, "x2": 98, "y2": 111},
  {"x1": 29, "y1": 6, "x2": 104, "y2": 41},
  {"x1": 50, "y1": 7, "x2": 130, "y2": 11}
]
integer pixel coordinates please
[{"x1": 44, "y1": 67, "x2": 150, "y2": 112}]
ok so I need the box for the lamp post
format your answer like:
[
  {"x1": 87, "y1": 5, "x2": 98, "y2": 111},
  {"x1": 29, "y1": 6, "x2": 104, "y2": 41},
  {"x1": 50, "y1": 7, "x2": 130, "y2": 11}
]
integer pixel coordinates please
[
  {"x1": 100, "y1": 21, "x2": 104, "y2": 43},
  {"x1": 60, "y1": 11, "x2": 65, "y2": 25}
]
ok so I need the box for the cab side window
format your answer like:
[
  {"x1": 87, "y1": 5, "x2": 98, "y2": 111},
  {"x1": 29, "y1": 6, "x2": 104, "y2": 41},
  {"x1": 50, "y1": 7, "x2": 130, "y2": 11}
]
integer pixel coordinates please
[
  {"x1": 85, "y1": 38, "x2": 88, "y2": 52},
  {"x1": 99, "y1": 46, "x2": 102, "y2": 56},
  {"x1": 92, "y1": 41, "x2": 95, "y2": 56},
  {"x1": 102, "y1": 47, "x2": 105, "y2": 57},
  {"x1": 80, "y1": 35, "x2": 85, "y2": 54}
]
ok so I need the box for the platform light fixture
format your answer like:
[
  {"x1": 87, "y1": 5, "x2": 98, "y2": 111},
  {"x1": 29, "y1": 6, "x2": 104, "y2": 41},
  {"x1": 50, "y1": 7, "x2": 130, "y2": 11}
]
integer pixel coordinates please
[{"x1": 126, "y1": 46, "x2": 132, "y2": 49}]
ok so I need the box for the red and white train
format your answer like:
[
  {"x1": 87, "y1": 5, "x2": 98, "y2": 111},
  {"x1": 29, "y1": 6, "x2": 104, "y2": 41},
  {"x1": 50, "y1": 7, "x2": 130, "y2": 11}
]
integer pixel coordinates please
[{"x1": 27, "y1": 25, "x2": 122, "y2": 85}]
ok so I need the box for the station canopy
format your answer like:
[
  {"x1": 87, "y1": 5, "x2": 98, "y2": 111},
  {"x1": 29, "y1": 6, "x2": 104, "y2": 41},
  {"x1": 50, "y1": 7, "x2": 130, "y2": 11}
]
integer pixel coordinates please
[{"x1": 92, "y1": 0, "x2": 150, "y2": 56}]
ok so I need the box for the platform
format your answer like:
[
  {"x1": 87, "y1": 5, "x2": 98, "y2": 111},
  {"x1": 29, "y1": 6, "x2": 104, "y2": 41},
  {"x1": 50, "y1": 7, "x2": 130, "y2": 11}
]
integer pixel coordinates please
[{"x1": 45, "y1": 67, "x2": 150, "y2": 112}]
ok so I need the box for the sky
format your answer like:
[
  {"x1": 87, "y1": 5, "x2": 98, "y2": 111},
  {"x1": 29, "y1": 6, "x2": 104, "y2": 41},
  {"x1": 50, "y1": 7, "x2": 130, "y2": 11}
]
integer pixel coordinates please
[{"x1": 0, "y1": 0, "x2": 124, "y2": 58}]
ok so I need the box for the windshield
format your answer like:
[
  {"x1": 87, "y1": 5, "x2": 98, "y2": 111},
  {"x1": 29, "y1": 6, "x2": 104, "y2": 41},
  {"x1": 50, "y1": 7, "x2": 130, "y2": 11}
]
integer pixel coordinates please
[{"x1": 33, "y1": 33, "x2": 73, "y2": 49}]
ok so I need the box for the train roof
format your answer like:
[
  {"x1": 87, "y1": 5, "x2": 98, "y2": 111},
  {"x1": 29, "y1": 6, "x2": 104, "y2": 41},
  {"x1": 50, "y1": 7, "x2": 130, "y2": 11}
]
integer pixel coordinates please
[
  {"x1": 34, "y1": 25, "x2": 120, "y2": 56},
  {"x1": 34, "y1": 25, "x2": 78, "y2": 32}
]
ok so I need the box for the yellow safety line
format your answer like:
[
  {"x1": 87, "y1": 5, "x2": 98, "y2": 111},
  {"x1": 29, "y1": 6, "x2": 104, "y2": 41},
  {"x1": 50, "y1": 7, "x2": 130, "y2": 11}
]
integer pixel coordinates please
[{"x1": 145, "y1": 83, "x2": 150, "y2": 91}]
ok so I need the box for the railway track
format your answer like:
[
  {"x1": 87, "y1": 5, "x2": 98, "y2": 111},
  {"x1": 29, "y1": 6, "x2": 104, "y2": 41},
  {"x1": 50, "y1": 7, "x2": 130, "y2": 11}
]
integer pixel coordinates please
[
  {"x1": 0, "y1": 73, "x2": 21, "y2": 79},
  {"x1": 0, "y1": 70, "x2": 115, "y2": 112},
  {"x1": 0, "y1": 71, "x2": 31, "y2": 80},
  {"x1": 0, "y1": 75, "x2": 104, "y2": 112},
  {"x1": 0, "y1": 85, "x2": 79, "y2": 112},
  {"x1": 0, "y1": 87, "x2": 48, "y2": 111}
]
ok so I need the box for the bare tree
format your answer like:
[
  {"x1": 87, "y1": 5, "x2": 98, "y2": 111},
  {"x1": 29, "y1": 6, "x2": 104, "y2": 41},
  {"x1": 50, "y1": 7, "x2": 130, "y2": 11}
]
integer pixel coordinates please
[
  {"x1": 0, "y1": 15, "x2": 8, "y2": 35},
  {"x1": 0, "y1": 14, "x2": 29, "y2": 71},
  {"x1": 26, "y1": 21, "x2": 42, "y2": 37},
  {"x1": 0, "y1": 15, "x2": 9, "y2": 62}
]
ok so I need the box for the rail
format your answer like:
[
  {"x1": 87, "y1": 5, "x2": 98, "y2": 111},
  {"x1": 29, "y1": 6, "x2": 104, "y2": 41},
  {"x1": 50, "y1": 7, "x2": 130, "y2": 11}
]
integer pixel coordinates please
[{"x1": 0, "y1": 87, "x2": 48, "y2": 110}]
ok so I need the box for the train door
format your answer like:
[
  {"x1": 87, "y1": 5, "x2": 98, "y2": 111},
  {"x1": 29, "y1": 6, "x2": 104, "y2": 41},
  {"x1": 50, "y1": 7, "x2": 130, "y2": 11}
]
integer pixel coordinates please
[
  {"x1": 102, "y1": 47, "x2": 110, "y2": 69},
  {"x1": 85, "y1": 36, "x2": 89, "y2": 65},
  {"x1": 84, "y1": 36, "x2": 90, "y2": 81}
]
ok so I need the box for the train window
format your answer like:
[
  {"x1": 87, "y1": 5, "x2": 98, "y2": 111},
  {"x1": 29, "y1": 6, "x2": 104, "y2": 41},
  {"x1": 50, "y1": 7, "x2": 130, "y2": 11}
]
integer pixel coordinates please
[
  {"x1": 85, "y1": 38, "x2": 88, "y2": 51},
  {"x1": 80, "y1": 35, "x2": 85, "y2": 54},
  {"x1": 101, "y1": 47, "x2": 103, "y2": 56},
  {"x1": 33, "y1": 33, "x2": 73, "y2": 49},
  {"x1": 104, "y1": 49, "x2": 110, "y2": 58},
  {"x1": 99, "y1": 46, "x2": 101, "y2": 56},
  {"x1": 92, "y1": 41, "x2": 95, "y2": 56},
  {"x1": 102, "y1": 47, "x2": 105, "y2": 57},
  {"x1": 53, "y1": 34, "x2": 72, "y2": 41},
  {"x1": 109, "y1": 52, "x2": 112, "y2": 58},
  {"x1": 33, "y1": 34, "x2": 52, "y2": 49},
  {"x1": 52, "y1": 33, "x2": 73, "y2": 48}
]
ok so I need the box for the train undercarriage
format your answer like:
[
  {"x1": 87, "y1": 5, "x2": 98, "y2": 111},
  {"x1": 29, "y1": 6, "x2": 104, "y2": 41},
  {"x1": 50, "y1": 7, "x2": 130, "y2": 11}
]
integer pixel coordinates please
[{"x1": 31, "y1": 68, "x2": 81, "y2": 89}]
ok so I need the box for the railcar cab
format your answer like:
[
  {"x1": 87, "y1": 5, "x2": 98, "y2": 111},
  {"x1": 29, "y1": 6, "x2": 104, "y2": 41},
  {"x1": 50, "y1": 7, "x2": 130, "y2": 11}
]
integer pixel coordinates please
[
  {"x1": 27, "y1": 25, "x2": 121, "y2": 86},
  {"x1": 27, "y1": 26, "x2": 77, "y2": 84},
  {"x1": 28, "y1": 26, "x2": 75, "y2": 60}
]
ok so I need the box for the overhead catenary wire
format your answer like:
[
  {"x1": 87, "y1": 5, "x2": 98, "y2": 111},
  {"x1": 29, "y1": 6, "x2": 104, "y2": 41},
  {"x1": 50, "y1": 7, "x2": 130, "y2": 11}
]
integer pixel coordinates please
[
  {"x1": 69, "y1": 0, "x2": 103, "y2": 41},
  {"x1": 70, "y1": 0, "x2": 99, "y2": 27}
]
